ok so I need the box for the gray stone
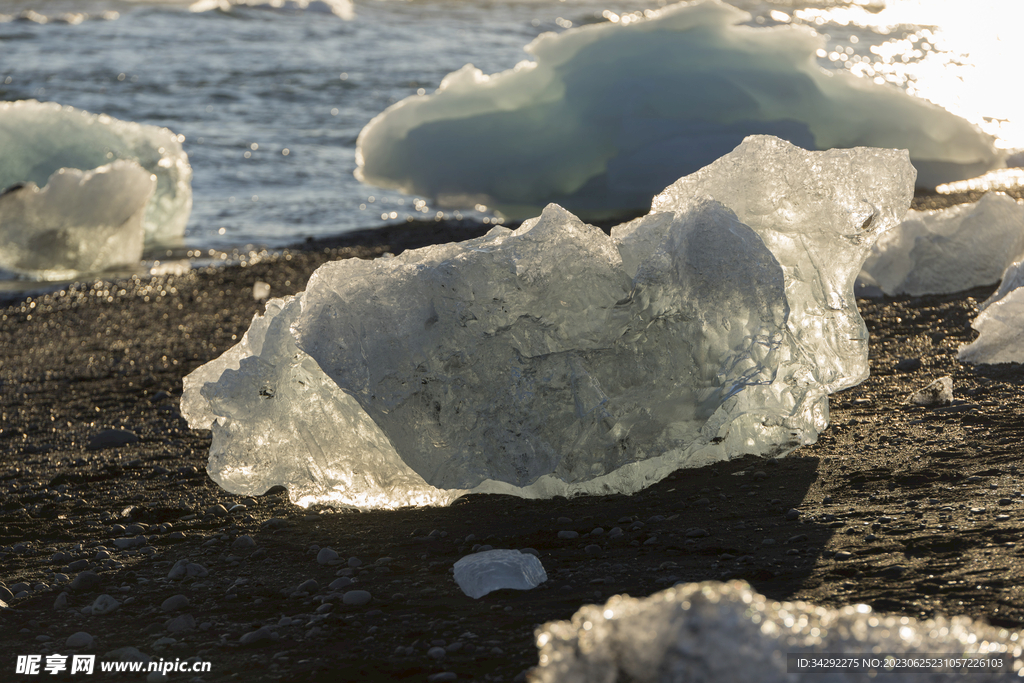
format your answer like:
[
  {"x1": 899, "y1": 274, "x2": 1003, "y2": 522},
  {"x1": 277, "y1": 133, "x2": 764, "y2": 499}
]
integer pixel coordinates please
[{"x1": 161, "y1": 594, "x2": 189, "y2": 612}]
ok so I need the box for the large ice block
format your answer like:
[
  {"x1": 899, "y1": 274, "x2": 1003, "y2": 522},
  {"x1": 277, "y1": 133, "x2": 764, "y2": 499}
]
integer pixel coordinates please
[
  {"x1": 860, "y1": 193, "x2": 1024, "y2": 296},
  {"x1": 0, "y1": 161, "x2": 155, "y2": 280},
  {"x1": 182, "y1": 136, "x2": 914, "y2": 509},
  {"x1": 356, "y1": 0, "x2": 998, "y2": 219},
  {"x1": 530, "y1": 581, "x2": 1022, "y2": 683},
  {"x1": 0, "y1": 100, "x2": 192, "y2": 245}
]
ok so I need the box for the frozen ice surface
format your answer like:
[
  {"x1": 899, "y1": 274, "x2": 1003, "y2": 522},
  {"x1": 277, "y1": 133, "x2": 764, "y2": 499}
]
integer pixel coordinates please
[
  {"x1": 0, "y1": 161, "x2": 154, "y2": 280},
  {"x1": 356, "y1": 0, "x2": 998, "y2": 219},
  {"x1": 530, "y1": 580, "x2": 1023, "y2": 683},
  {"x1": 860, "y1": 193, "x2": 1024, "y2": 296},
  {"x1": 452, "y1": 549, "x2": 547, "y2": 599},
  {"x1": 182, "y1": 136, "x2": 914, "y2": 509},
  {"x1": 0, "y1": 100, "x2": 192, "y2": 246}
]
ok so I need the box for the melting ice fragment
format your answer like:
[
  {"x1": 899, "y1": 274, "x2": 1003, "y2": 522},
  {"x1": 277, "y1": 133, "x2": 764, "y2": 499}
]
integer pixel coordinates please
[
  {"x1": 530, "y1": 581, "x2": 1023, "y2": 682},
  {"x1": 181, "y1": 136, "x2": 914, "y2": 509},
  {"x1": 0, "y1": 161, "x2": 154, "y2": 280},
  {"x1": 355, "y1": 0, "x2": 998, "y2": 219},
  {"x1": 907, "y1": 376, "x2": 953, "y2": 407},
  {"x1": 0, "y1": 100, "x2": 192, "y2": 278},
  {"x1": 453, "y1": 549, "x2": 547, "y2": 599},
  {"x1": 958, "y1": 267, "x2": 1024, "y2": 365},
  {"x1": 860, "y1": 193, "x2": 1024, "y2": 296}
]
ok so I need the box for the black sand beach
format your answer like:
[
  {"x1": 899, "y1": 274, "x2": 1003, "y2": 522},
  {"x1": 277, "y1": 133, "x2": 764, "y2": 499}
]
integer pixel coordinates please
[{"x1": 2, "y1": 191, "x2": 1024, "y2": 681}]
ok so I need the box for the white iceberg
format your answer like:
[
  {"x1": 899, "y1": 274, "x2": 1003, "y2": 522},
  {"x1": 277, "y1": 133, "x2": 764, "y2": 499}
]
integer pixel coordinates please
[
  {"x1": 0, "y1": 100, "x2": 192, "y2": 277},
  {"x1": 355, "y1": 0, "x2": 999, "y2": 219},
  {"x1": 0, "y1": 161, "x2": 155, "y2": 280},
  {"x1": 530, "y1": 580, "x2": 1023, "y2": 683},
  {"x1": 452, "y1": 549, "x2": 547, "y2": 599},
  {"x1": 859, "y1": 193, "x2": 1024, "y2": 296},
  {"x1": 959, "y1": 258, "x2": 1024, "y2": 365},
  {"x1": 181, "y1": 136, "x2": 914, "y2": 509}
]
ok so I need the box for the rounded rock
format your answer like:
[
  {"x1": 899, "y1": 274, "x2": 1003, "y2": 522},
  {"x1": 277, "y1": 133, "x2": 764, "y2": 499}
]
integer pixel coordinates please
[
  {"x1": 342, "y1": 590, "x2": 372, "y2": 606},
  {"x1": 66, "y1": 631, "x2": 94, "y2": 648},
  {"x1": 161, "y1": 594, "x2": 189, "y2": 612},
  {"x1": 317, "y1": 547, "x2": 339, "y2": 565}
]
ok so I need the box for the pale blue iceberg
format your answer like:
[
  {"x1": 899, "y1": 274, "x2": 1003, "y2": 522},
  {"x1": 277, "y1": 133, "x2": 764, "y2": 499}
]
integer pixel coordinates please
[
  {"x1": 0, "y1": 100, "x2": 192, "y2": 246},
  {"x1": 530, "y1": 580, "x2": 1023, "y2": 682},
  {"x1": 181, "y1": 136, "x2": 914, "y2": 509},
  {"x1": 453, "y1": 549, "x2": 547, "y2": 599},
  {"x1": 356, "y1": 0, "x2": 999, "y2": 218}
]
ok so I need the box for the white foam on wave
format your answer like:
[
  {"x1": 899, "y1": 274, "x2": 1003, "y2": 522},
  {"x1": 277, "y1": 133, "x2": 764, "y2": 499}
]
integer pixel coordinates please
[{"x1": 188, "y1": 0, "x2": 352, "y2": 19}]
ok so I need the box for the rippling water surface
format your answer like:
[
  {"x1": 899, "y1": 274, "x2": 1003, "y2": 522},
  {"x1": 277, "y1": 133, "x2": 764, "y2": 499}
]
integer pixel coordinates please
[{"x1": 0, "y1": 0, "x2": 1020, "y2": 263}]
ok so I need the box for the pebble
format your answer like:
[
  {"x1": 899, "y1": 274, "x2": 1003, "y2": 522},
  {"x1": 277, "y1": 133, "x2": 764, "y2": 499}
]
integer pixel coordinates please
[
  {"x1": 90, "y1": 594, "x2": 121, "y2": 615},
  {"x1": 343, "y1": 590, "x2": 372, "y2": 606},
  {"x1": 167, "y1": 560, "x2": 208, "y2": 580},
  {"x1": 785, "y1": 509, "x2": 801, "y2": 521},
  {"x1": 240, "y1": 626, "x2": 275, "y2": 645},
  {"x1": 231, "y1": 535, "x2": 256, "y2": 551},
  {"x1": 347, "y1": 557, "x2": 362, "y2": 568},
  {"x1": 86, "y1": 428, "x2": 139, "y2": 451},
  {"x1": 834, "y1": 551, "x2": 853, "y2": 561},
  {"x1": 684, "y1": 528, "x2": 708, "y2": 538},
  {"x1": 329, "y1": 577, "x2": 353, "y2": 591},
  {"x1": 427, "y1": 646, "x2": 446, "y2": 660},
  {"x1": 557, "y1": 530, "x2": 579, "y2": 540},
  {"x1": 165, "y1": 614, "x2": 196, "y2": 633},
  {"x1": 297, "y1": 579, "x2": 319, "y2": 594},
  {"x1": 585, "y1": 544, "x2": 603, "y2": 555},
  {"x1": 66, "y1": 632, "x2": 94, "y2": 648},
  {"x1": 161, "y1": 594, "x2": 189, "y2": 612},
  {"x1": 0, "y1": 586, "x2": 12, "y2": 601},
  {"x1": 53, "y1": 592, "x2": 70, "y2": 610},
  {"x1": 317, "y1": 548, "x2": 340, "y2": 565},
  {"x1": 70, "y1": 571, "x2": 101, "y2": 592},
  {"x1": 427, "y1": 673, "x2": 458, "y2": 683}
]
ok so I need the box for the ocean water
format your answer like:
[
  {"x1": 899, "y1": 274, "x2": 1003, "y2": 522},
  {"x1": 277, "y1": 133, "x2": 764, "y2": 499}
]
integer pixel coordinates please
[{"x1": 1, "y1": 0, "x2": 1021, "y2": 274}]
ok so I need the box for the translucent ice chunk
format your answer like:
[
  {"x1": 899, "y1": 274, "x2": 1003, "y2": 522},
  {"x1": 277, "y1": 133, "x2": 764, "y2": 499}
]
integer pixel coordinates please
[
  {"x1": 452, "y1": 549, "x2": 547, "y2": 599},
  {"x1": 907, "y1": 376, "x2": 953, "y2": 407},
  {"x1": 356, "y1": 0, "x2": 998, "y2": 218},
  {"x1": 0, "y1": 161, "x2": 155, "y2": 280},
  {"x1": 0, "y1": 100, "x2": 192, "y2": 245},
  {"x1": 958, "y1": 288, "x2": 1024, "y2": 365},
  {"x1": 182, "y1": 136, "x2": 914, "y2": 509},
  {"x1": 860, "y1": 193, "x2": 1024, "y2": 296},
  {"x1": 530, "y1": 581, "x2": 1022, "y2": 683}
]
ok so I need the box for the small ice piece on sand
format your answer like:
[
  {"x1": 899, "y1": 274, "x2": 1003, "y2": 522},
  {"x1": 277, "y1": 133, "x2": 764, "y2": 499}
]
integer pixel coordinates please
[
  {"x1": 252, "y1": 281, "x2": 271, "y2": 301},
  {"x1": 453, "y1": 549, "x2": 547, "y2": 599},
  {"x1": 907, "y1": 376, "x2": 953, "y2": 407},
  {"x1": 530, "y1": 580, "x2": 1023, "y2": 682}
]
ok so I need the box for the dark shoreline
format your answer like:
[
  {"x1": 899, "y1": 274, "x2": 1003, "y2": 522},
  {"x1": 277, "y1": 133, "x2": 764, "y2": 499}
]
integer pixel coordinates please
[{"x1": 2, "y1": 193, "x2": 1024, "y2": 681}]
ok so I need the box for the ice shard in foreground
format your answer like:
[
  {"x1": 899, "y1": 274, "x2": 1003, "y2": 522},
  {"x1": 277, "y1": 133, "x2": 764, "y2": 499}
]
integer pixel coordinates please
[
  {"x1": 530, "y1": 581, "x2": 1022, "y2": 683},
  {"x1": 0, "y1": 100, "x2": 192, "y2": 278},
  {"x1": 181, "y1": 136, "x2": 914, "y2": 509}
]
